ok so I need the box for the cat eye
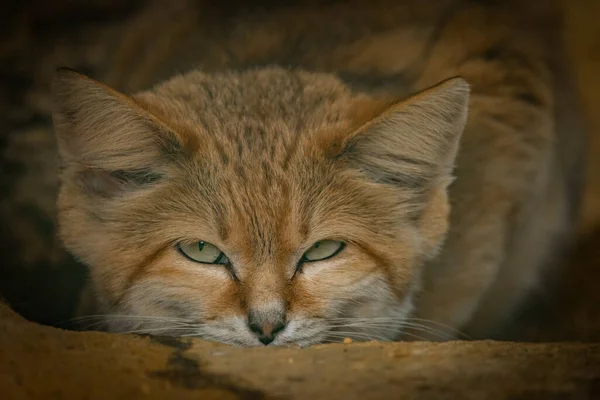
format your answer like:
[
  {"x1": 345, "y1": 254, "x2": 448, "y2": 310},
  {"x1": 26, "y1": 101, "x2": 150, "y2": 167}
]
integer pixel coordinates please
[
  {"x1": 301, "y1": 240, "x2": 345, "y2": 262},
  {"x1": 177, "y1": 241, "x2": 230, "y2": 265}
]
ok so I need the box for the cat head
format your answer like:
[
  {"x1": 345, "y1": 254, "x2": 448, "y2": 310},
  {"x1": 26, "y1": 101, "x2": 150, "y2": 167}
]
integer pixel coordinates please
[{"x1": 52, "y1": 67, "x2": 468, "y2": 346}]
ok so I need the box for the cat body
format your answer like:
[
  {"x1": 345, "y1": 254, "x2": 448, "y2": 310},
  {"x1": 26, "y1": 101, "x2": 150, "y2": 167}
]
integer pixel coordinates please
[{"x1": 50, "y1": 0, "x2": 585, "y2": 345}]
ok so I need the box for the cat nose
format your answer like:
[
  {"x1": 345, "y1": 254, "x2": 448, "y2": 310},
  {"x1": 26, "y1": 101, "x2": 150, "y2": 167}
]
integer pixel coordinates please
[{"x1": 247, "y1": 319, "x2": 286, "y2": 345}]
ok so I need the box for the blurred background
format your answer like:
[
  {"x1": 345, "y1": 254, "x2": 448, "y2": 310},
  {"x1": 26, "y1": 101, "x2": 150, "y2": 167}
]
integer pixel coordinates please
[{"x1": 0, "y1": 0, "x2": 599, "y2": 341}]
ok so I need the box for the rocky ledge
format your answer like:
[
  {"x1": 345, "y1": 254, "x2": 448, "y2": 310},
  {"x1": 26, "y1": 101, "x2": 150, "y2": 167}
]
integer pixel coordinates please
[{"x1": 0, "y1": 302, "x2": 598, "y2": 400}]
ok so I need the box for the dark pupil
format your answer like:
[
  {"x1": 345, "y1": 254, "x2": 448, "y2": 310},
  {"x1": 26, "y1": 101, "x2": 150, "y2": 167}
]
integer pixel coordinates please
[
  {"x1": 198, "y1": 241, "x2": 205, "y2": 251},
  {"x1": 314, "y1": 242, "x2": 321, "y2": 249}
]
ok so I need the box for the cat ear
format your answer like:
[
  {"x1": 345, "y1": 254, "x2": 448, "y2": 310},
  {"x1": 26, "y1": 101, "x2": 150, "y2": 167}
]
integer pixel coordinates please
[
  {"x1": 51, "y1": 68, "x2": 182, "y2": 196},
  {"x1": 341, "y1": 77, "x2": 469, "y2": 192}
]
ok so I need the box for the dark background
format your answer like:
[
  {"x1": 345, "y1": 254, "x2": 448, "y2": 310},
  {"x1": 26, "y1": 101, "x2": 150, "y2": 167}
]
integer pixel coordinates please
[{"x1": 0, "y1": 0, "x2": 599, "y2": 341}]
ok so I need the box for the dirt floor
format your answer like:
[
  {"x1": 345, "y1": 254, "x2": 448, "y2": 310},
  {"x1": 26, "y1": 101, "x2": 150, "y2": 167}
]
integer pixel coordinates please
[{"x1": 1, "y1": 301, "x2": 599, "y2": 399}]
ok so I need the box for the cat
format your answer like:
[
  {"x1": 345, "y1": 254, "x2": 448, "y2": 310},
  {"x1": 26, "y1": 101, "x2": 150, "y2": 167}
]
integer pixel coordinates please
[{"x1": 49, "y1": 0, "x2": 585, "y2": 346}]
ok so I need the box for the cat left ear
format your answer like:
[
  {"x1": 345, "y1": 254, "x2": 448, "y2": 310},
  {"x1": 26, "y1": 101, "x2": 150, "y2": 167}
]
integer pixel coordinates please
[
  {"x1": 51, "y1": 68, "x2": 183, "y2": 196},
  {"x1": 340, "y1": 77, "x2": 470, "y2": 191}
]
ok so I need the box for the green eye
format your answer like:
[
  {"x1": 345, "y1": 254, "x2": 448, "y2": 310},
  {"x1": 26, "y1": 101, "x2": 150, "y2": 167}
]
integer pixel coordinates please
[
  {"x1": 177, "y1": 241, "x2": 229, "y2": 264},
  {"x1": 302, "y1": 240, "x2": 345, "y2": 262}
]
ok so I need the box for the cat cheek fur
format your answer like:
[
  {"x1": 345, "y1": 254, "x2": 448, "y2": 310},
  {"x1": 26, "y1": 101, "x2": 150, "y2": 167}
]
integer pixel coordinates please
[
  {"x1": 106, "y1": 252, "x2": 266, "y2": 346},
  {"x1": 104, "y1": 244, "x2": 416, "y2": 346},
  {"x1": 278, "y1": 248, "x2": 417, "y2": 345}
]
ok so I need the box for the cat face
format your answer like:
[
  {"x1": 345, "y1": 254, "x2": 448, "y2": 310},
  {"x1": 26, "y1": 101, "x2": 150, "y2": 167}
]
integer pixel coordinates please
[{"x1": 52, "y1": 67, "x2": 468, "y2": 346}]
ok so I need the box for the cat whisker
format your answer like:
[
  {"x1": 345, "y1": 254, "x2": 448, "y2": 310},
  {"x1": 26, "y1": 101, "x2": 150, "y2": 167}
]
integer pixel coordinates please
[
  {"x1": 326, "y1": 317, "x2": 465, "y2": 340},
  {"x1": 79, "y1": 320, "x2": 111, "y2": 331},
  {"x1": 327, "y1": 320, "x2": 453, "y2": 341},
  {"x1": 327, "y1": 317, "x2": 401, "y2": 322},
  {"x1": 179, "y1": 331, "x2": 248, "y2": 347},
  {"x1": 324, "y1": 330, "x2": 391, "y2": 342},
  {"x1": 403, "y1": 317, "x2": 471, "y2": 340},
  {"x1": 70, "y1": 314, "x2": 195, "y2": 323},
  {"x1": 399, "y1": 322, "x2": 455, "y2": 340},
  {"x1": 119, "y1": 326, "x2": 200, "y2": 335},
  {"x1": 397, "y1": 330, "x2": 431, "y2": 341},
  {"x1": 72, "y1": 315, "x2": 197, "y2": 332}
]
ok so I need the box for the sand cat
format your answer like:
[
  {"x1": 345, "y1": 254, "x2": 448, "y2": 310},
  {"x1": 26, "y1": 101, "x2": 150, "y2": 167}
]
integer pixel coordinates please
[{"x1": 50, "y1": 0, "x2": 584, "y2": 346}]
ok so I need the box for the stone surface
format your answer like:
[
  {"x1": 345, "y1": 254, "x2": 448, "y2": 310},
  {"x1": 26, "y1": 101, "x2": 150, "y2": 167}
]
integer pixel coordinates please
[{"x1": 1, "y1": 302, "x2": 599, "y2": 399}]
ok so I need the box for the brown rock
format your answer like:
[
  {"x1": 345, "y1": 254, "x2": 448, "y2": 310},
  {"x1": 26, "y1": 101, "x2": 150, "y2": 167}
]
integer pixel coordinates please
[{"x1": 1, "y1": 302, "x2": 598, "y2": 399}]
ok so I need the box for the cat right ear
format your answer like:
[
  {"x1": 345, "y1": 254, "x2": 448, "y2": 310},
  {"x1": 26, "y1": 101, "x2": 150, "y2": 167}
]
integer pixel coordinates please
[
  {"x1": 335, "y1": 78, "x2": 469, "y2": 254},
  {"x1": 51, "y1": 68, "x2": 183, "y2": 196},
  {"x1": 339, "y1": 77, "x2": 470, "y2": 194}
]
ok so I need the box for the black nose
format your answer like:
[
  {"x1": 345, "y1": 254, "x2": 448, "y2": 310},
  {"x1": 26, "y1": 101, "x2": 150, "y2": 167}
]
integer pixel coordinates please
[{"x1": 248, "y1": 320, "x2": 286, "y2": 345}]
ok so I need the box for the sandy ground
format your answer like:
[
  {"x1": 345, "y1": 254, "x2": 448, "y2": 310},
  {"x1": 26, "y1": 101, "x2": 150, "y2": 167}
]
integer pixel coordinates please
[{"x1": 0, "y1": 301, "x2": 598, "y2": 399}]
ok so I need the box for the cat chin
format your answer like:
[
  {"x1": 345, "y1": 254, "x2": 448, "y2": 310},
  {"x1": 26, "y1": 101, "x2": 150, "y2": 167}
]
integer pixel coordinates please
[
  {"x1": 100, "y1": 310, "x2": 408, "y2": 346},
  {"x1": 102, "y1": 305, "x2": 412, "y2": 347},
  {"x1": 92, "y1": 276, "x2": 416, "y2": 346}
]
